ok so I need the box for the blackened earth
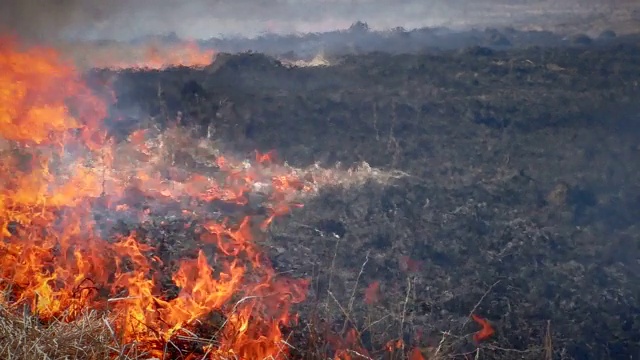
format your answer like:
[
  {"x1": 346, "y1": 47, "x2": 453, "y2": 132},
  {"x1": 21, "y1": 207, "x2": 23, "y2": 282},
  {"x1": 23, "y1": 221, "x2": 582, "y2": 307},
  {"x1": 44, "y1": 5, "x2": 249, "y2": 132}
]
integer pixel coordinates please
[{"x1": 91, "y1": 36, "x2": 640, "y2": 359}]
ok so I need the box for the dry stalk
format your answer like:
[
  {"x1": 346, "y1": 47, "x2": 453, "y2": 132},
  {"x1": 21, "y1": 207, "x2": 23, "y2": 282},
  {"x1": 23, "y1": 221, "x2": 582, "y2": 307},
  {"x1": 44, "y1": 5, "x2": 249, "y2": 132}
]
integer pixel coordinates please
[
  {"x1": 0, "y1": 304, "x2": 122, "y2": 360},
  {"x1": 324, "y1": 235, "x2": 342, "y2": 316},
  {"x1": 544, "y1": 320, "x2": 553, "y2": 360},
  {"x1": 341, "y1": 250, "x2": 371, "y2": 334},
  {"x1": 398, "y1": 276, "x2": 413, "y2": 347},
  {"x1": 461, "y1": 280, "x2": 501, "y2": 330}
]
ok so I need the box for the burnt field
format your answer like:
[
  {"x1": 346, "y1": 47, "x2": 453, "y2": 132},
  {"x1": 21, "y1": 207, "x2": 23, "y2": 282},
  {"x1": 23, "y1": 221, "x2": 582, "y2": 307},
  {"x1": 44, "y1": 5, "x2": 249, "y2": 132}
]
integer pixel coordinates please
[{"x1": 91, "y1": 38, "x2": 640, "y2": 360}]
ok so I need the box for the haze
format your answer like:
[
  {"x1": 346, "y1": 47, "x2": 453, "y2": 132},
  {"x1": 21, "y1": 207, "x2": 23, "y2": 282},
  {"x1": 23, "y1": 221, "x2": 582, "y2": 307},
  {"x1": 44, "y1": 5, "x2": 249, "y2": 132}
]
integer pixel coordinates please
[{"x1": 0, "y1": 0, "x2": 627, "y2": 42}]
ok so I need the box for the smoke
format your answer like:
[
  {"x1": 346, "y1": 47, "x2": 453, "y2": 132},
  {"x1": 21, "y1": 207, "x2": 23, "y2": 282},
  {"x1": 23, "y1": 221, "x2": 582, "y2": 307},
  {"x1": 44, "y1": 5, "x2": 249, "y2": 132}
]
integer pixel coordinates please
[
  {"x1": 0, "y1": 0, "x2": 464, "y2": 41},
  {"x1": 0, "y1": 0, "x2": 613, "y2": 42},
  {"x1": 0, "y1": 0, "x2": 126, "y2": 42}
]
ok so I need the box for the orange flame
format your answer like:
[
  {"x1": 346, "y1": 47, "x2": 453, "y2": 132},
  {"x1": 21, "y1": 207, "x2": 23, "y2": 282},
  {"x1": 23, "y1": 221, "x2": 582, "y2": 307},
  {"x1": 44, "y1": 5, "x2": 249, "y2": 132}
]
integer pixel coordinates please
[
  {"x1": 0, "y1": 35, "x2": 309, "y2": 359},
  {"x1": 0, "y1": 36, "x2": 107, "y2": 147},
  {"x1": 60, "y1": 39, "x2": 216, "y2": 70},
  {"x1": 0, "y1": 34, "x2": 422, "y2": 360},
  {"x1": 471, "y1": 313, "x2": 495, "y2": 343},
  {"x1": 409, "y1": 347, "x2": 426, "y2": 360}
]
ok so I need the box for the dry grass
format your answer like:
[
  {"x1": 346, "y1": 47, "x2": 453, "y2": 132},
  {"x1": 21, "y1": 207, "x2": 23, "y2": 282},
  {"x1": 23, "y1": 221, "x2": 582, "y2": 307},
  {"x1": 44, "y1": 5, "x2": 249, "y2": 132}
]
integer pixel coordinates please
[
  {"x1": 0, "y1": 275, "x2": 551, "y2": 360},
  {"x1": 0, "y1": 304, "x2": 120, "y2": 360},
  {"x1": 0, "y1": 125, "x2": 414, "y2": 360}
]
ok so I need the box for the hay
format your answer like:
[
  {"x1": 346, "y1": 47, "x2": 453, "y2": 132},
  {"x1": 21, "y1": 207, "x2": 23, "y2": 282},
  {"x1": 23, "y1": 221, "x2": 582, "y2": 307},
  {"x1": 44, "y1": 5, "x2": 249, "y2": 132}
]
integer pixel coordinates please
[{"x1": 0, "y1": 304, "x2": 123, "y2": 360}]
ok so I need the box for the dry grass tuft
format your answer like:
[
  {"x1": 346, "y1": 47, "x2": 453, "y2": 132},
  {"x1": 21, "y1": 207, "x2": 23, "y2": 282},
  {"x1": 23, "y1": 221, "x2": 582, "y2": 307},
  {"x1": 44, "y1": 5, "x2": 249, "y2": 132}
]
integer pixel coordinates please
[{"x1": 0, "y1": 304, "x2": 122, "y2": 360}]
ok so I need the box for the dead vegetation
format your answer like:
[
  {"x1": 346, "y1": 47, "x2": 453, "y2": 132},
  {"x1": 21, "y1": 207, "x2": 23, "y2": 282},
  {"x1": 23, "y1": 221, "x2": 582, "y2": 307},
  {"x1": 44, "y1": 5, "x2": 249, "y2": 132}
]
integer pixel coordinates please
[
  {"x1": 3, "y1": 31, "x2": 640, "y2": 360},
  {"x1": 0, "y1": 305, "x2": 116, "y2": 360}
]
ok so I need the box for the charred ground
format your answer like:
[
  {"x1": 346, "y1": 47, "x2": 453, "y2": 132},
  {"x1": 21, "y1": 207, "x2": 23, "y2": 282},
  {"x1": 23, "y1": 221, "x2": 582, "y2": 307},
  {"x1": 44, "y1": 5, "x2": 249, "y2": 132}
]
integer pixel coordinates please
[{"x1": 93, "y1": 37, "x2": 640, "y2": 359}]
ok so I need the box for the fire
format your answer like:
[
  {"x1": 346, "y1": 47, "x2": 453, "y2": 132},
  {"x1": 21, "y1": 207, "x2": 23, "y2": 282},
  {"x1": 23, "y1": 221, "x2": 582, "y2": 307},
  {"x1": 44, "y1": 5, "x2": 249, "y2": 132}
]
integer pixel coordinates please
[
  {"x1": 0, "y1": 36, "x2": 106, "y2": 146},
  {"x1": 471, "y1": 313, "x2": 495, "y2": 342},
  {"x1": 59, "y1": 39, "x2": 216, "y2": 70},
  {"x1": 0, "y1": 35, "x2": 307, "y2": 359},
  {"x1": 0, "y1": 34, "x2": 418, "y2": 359}
]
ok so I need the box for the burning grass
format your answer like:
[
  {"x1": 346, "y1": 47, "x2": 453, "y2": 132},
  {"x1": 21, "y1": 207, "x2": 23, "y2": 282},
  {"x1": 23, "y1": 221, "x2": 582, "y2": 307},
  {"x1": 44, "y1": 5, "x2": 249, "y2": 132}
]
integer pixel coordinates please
[
  {"x1": 0, "y1": 296, "x2": 286, "y2": 360},
  {"x1": 6, "y1": 32, "x2": 634, "y2": 359},
  {"x1": 57, "y1": 39, "x2": 216, "y2": 71},
  {"x1": 0, "y1": 34, "x2": 422, "y2": 359}
]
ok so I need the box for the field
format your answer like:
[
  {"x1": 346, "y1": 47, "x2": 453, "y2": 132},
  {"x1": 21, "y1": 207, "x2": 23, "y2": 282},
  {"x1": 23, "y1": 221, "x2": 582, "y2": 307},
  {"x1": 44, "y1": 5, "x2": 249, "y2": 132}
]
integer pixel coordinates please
[{"x1": 2, "y1": 23, "x2": 640, "y2": 360}]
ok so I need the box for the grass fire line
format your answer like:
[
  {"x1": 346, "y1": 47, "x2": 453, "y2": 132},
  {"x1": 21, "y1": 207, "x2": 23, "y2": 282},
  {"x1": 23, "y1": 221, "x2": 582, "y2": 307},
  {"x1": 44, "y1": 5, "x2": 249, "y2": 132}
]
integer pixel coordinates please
[
  {"x1": 0, "y1": 34, "x2": 312, "y2": 359},
  {"x1": 0, "y1": 34, "x2": 452, "y2": 359}
]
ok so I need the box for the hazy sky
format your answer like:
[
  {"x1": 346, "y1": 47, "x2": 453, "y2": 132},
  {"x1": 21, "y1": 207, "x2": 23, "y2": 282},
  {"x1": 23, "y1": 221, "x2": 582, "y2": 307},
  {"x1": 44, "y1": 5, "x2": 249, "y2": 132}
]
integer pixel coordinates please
[
  {"x1": 0, "y1": 0, "x2": 610, "y2": 41},
  {"x1": 0, "y1": 0, "x2": 504, "y2": 41}
]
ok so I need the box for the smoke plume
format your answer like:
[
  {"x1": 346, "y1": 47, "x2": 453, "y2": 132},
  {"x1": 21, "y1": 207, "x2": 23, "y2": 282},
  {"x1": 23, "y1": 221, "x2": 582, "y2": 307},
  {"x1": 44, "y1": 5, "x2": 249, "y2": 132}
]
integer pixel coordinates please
[
  {"x1": 0, "y1": 0, "x2": 125, "y2": 42},
  {"x1": 0, "y1": 0, "x2": 615, "y2": 42},
  {"x1": 0, "y1": 0, "x2": 461, "y2": 41}
]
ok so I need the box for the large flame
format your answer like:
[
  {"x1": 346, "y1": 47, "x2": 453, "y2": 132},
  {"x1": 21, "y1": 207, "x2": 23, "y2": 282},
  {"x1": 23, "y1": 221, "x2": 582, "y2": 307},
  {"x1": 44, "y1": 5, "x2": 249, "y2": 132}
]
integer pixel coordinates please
[
  {"x1": 0, "y1": 34, "x2": 425, "y2": 359},
  {"x1": 0, "y1": 35, "x2": 310, "y2": 359},
  {"x1": 0, "y1": 36, "x2": 107, "y2": 146}
]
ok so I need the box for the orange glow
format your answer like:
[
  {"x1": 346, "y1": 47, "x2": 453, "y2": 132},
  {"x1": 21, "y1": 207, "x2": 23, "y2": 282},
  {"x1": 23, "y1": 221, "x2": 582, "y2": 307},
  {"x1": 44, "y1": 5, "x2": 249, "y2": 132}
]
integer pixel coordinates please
[
  {"x1": 471, "y1": 313, "x2": 495, "y2": 342},
  {"x1": 60, "y1": 39, "x2": 216, "y2": 70},
  {"x1": 0, "y1": 36, "x2": 107, "y2": 146},
  {"x1": 364, "y1": 280, "x2": 380, "y2": 305},
  {"x1": 332, "y1": 328, "x2": 372, "y2": 360},
  {"x1": 408, "y1": 347, "x2": 426, "y2": 360}
]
